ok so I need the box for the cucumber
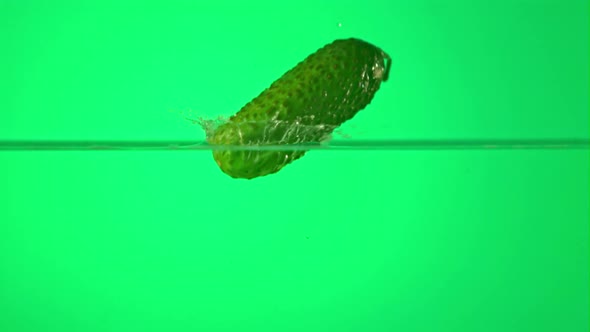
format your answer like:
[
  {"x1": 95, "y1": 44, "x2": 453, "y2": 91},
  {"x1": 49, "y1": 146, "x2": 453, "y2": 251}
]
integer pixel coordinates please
[{"x1": 208, "y1": 38, "x2": 391, "y2": 179}]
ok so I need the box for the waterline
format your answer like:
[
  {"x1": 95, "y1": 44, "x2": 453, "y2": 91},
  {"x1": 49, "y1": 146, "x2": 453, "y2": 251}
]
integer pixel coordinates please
[{"x1": 0, "y1": 139, "x2": 588, "y2": 151}]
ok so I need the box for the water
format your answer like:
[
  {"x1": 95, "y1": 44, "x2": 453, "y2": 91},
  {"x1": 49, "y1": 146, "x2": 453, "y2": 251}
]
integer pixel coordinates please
[{"x1": 1, "y1": 1, "x2": 588, "y2": 332}]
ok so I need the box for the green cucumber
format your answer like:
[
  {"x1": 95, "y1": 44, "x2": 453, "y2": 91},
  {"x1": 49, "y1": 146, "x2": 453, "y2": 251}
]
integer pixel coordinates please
[{"x1": 208, "y1": 38, "x2": 391, "y2": 179}]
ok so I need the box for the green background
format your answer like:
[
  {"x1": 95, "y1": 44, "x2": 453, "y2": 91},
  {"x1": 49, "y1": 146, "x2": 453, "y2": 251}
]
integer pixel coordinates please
[{"x1": 1, "y1": 1, "x2": 588, "y2": 331}]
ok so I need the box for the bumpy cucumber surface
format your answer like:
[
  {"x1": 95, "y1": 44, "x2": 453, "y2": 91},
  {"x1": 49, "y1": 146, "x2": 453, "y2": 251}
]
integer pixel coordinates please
[{"x1": 208, "y1": 38, "x2": 391, "y2": 179}]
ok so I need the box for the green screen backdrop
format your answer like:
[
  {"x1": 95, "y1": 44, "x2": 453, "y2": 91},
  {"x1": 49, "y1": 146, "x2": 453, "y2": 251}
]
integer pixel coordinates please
[{"x1": 0, "y1": 1, "x2": 588, "y2": 331}]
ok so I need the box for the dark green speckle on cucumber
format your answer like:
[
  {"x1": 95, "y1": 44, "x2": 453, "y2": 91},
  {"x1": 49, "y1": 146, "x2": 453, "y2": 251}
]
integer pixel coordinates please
[{"x1": 208, "y1": 38, "x2": 391, "y2": 179}]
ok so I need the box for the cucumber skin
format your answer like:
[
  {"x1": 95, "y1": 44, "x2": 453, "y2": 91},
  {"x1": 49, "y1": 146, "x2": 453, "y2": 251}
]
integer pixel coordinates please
[{"x1": 209, "y1": 38, "x2": 391, "y2": 179}]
